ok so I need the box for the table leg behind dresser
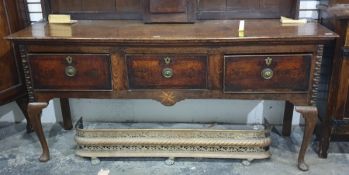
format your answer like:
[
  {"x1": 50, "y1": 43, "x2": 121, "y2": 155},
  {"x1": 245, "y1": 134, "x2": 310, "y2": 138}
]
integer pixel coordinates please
[
  {"x1": 60, "y1": 98, "x2": 73, "y2": 130},
  {"x1": 318, "y1": 120, "x2": 332, "y2": 158},
  {"x1": 27, "y1": 102, "x2": 49, "y2": 162},
  {"x1": 282, "y1": 101, "x2": 294, "y2": 136},
  {"x1": 295, "y1": 106, "x2": 317, "y2": 171}
]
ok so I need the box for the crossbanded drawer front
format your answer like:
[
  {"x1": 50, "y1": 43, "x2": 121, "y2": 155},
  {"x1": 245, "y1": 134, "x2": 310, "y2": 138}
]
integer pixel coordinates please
[
  {"x1": 126, "y1": 54, "x2": 208, "y2": 89},
  {"x1": 28, "y1": 54, "x2": 112, "y2": 91},
  {"x1": 224, "y1": 54, "x2": 312, "y2": 93}
]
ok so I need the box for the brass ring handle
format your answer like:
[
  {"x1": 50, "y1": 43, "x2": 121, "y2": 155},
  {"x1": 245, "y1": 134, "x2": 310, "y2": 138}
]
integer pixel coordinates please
[
  {"x1": 65, "y1": 66, "x2": 77, "y2": 77},
  {"x1": 162, "y1": 68, "x2": 173, "y2": 79},
  {"x1": 261, "y1": 68, "x2": 273, "y2": 80}
]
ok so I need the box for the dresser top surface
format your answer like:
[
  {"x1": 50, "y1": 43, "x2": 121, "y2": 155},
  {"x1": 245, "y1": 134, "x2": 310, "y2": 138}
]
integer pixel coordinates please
[{"x1": 7, "y1": 20, "x2": 337, "y2": 44}]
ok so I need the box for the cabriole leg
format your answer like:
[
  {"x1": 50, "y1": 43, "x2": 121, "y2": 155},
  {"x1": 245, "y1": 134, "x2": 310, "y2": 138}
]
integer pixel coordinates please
[
  {"x1": 295, "y1": 106, "x2": 317, "y2": 171},
  {"x1": 28, "y1": 102, "x2": 49, "y2": 162}
]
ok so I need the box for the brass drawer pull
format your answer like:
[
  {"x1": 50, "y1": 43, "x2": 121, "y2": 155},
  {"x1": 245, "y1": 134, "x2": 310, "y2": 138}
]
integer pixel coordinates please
[
  {"x1": 65, "y1": 66, "x2": 77, "y2": 77},
  {"x1": 66, "y1": 56, "x2": 73, "y2": 64},
  {"x1": 164, "y1": 57, "x2": 171, "y2": 65},
  {"x1": 261, "y1": 68, "x2": 273, "y2": 80},
  {"x1": 265, "y1": 57, "x2": 272, "y2": 66},
  {"x1": 162, "y1": 68, "x2": 173, "y2": 79}
]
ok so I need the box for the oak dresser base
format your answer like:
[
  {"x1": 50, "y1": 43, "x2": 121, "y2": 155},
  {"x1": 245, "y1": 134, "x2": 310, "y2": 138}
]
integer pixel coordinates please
[{"x1": 7, "y1": 19, "x2": 336, "y2": 171}]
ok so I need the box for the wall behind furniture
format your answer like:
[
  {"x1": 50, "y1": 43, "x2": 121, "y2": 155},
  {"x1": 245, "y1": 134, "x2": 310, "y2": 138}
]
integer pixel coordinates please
[{"x1": 0, "y1": 0, "x2": 320, "y2": 125}]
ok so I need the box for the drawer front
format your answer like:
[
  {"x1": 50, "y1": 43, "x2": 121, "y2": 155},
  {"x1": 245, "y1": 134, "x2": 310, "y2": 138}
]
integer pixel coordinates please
[
  {"x1": 224, "y1": 54, "x2": 311, "y2": 93},
  {"x1": 126, "y1": 55, "x2": 207, "y2": 89},
  {"x1": 28, "y1": 54, "x2": 112, "y2": 91}
]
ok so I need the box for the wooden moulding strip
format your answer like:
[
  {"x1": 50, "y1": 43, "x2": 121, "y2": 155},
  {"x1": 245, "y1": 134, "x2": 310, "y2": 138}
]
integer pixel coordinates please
[
  {"x1": 75, "y1": 151, "x2": 272, "y2": 159},
  {"x1": 75, "y1": 137, "x2": 272, "y2": 147}
]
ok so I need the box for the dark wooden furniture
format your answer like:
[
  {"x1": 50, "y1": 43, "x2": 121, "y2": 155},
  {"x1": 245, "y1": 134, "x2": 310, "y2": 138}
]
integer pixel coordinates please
[
  {"x1": 0, "y1": 0, "x2": 31, "y2": 131},
  {"x1": 144, "y1": 0, "x2": 196, "y2": 23},
  {"x1": 6, "y1": 0, "x2": 336, "y2": 171},
  {"x1": 0, "y1": 0, "x2": 73, "y2": 132},
  {"x1": 42, "y1": 0, "x2": 300, "y2": 21},
  {"x1": 317, "y1": 0, "x2": 349, "y2": 158}
]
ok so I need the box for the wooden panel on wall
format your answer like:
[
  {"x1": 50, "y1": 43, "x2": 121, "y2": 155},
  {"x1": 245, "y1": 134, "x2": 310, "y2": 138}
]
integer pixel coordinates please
[
  {"x1": 115, "y1": 0, "x2": 142, "y2": 13},
  {"x1": 82, "y1": 0, "x2": 115, "y2": 12},
  {"x1": 260, "y1": 0, "x2": 280, "y2": 9},
  {"x1": 0, "y1": 0, "x2": 27, "y2": 103},
  {"x1": 0, "y1": 7, "x2": 18, "y2": 91},
  {"x1": 226, "y1": 0, "x2": 255, "y2": 10},
  {"x1": 0, "y1": 0, "x2": 21, "y2": 91},
  {"x1": 48, "y1": 0, "x2": 143, "y2": 20},
  {"x1": 198, "y1": 0, "x2": 226, "y2": 11},
  {"x1": 51, "y1": 0, "x2": 116, "y2": 13},
  {"x1": 51, "y1": 0, "x2": 82, "y2": 13},
  {"x1": 144, "y1": 0, "x2": 196, "y2": 23},
  {"x1": 198, "y1": 0, "x2": 298, "y2": 19},
  {"x1": 45, "y1": 0, "x2": 298, "y2": 20},
  {"x1": 149, "y1": 0, "x2": 186, "y2": 13}
]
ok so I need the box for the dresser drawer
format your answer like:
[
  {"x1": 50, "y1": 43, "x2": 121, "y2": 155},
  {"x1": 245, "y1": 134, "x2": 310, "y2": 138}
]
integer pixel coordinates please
[
  {"x1": 126, "y1": 55, "x2": 208, "y2": 89},
  {"x1": 28, "y1": 54, "x2": 112, "y2": 91},
  {"x1": 224, "y1": 54, "x2": 311, "y2": 93}
]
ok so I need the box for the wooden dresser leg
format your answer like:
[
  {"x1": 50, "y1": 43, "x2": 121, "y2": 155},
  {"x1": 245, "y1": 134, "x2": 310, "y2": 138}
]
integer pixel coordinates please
[
  {"x1": 28, "y1": 102, "x2": 49, "y2": 162},
  {"x1": 282, "y1": 101, "x2": 294, "y2": 136},
  {"x1": 295, "y1": 106, "x2": 317, "y2": 171},
  {"x1": 16, "y1": 97, "x2": 32, "y2": 133},
  {"x1": 60, "y1": 98, "x2": 73, "y2": 130}
]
